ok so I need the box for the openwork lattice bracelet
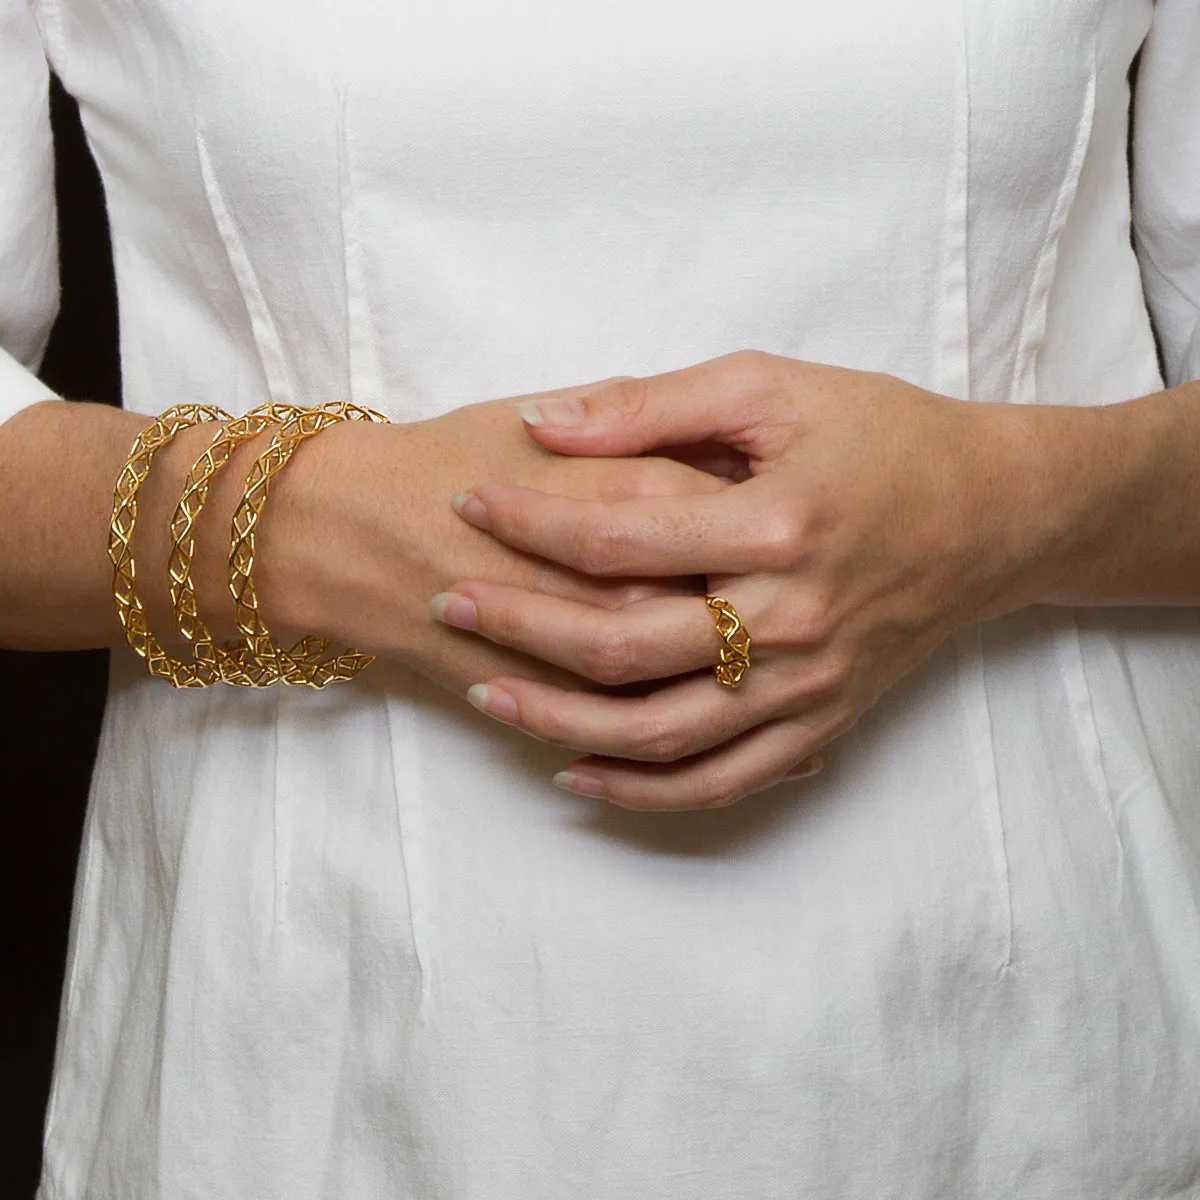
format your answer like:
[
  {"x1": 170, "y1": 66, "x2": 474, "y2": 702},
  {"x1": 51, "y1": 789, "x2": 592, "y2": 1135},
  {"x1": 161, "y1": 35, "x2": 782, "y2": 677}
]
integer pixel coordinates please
[
  {"x1": 109, "y1": 403, "x2": 232, "y2": 688},
  {"x1": 167, "y1": 402, "x2": 331, "y2": 687},
  {"x1": 228, "y1": 401, "x2": 390, "y2": 689}
]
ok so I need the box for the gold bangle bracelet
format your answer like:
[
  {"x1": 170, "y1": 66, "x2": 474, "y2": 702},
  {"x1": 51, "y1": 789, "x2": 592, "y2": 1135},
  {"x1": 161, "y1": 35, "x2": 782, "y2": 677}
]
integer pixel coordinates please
[
  {"x1": 167, "y1": 402, "x2": 330, "y2": 686},
  {"x1": 228, "y1": 401, "x2": 389, "y2": 688},
  {"x1": 109, "y1": 403, "x2": 231, "y2": 688}
]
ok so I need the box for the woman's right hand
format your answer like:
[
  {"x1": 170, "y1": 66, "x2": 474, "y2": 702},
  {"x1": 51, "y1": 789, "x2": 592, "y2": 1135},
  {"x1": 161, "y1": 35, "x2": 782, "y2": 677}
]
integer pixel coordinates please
[{"x1": 246, "y1": 385, "x2": 725, "y2": 696}]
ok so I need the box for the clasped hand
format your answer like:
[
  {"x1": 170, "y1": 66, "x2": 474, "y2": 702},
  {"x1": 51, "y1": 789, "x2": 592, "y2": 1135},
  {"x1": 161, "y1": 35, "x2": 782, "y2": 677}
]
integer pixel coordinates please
[{"x1": 433, "y1": 350, "x2": 1044, "y2": 810}]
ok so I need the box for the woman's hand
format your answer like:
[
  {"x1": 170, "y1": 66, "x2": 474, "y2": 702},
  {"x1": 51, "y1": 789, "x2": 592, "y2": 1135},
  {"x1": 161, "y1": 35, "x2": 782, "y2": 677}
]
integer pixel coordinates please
[
  {"x1": 433, "y1": 351, "x2": 1075, "y2": 808},
  {"x1": 243, "y1": 383, "x2": 723, "y2": 697}
]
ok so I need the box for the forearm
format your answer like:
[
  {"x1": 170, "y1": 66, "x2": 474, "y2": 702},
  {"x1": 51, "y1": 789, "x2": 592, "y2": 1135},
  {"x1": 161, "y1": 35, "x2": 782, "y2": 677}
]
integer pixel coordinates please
[
  {"x1": 994, "y1": 381, "x2": 1200, "y2": 612},
  {"x1": 0, "y1": 399, "x2": 297, "y2": 651}
]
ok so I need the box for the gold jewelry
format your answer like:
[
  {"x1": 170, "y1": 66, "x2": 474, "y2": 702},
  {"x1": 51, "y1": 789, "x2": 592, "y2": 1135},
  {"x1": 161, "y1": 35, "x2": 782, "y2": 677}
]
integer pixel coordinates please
[
  {"x1": 228, "y1": 401, "x2": 389, "y2": 688},
  {"x1": 109, "y1": 403, "x2": 232, "y2": 687},
  {"x1": 167, "y1": 402, "x2": 329, "y2": 686},
  {"x1": 704, "y1": 595, "x2": 752, "y2": 688}
]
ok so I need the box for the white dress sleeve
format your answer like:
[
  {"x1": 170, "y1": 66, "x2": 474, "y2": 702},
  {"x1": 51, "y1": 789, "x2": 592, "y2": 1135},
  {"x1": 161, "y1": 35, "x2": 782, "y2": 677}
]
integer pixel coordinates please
[
  {"x1": 1132, "y1": 0, "x2": 1200, "y2": 387},
  {"x1": 0, "y1": 0, "x2": 60, "y2": 424}
]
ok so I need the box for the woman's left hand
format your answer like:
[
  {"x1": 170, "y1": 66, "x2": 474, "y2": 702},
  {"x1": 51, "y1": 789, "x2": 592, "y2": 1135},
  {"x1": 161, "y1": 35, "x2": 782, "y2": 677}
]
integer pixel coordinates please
[{"x1": 433, "y1": 350, "x2": 1060, "y2": 810}]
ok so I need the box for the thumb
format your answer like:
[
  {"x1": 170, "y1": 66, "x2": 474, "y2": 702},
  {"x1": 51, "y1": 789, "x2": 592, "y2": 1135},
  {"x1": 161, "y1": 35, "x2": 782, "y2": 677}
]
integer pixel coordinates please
[{"x1": 515, "y1": 354, "x2": 764, "y2": 457}]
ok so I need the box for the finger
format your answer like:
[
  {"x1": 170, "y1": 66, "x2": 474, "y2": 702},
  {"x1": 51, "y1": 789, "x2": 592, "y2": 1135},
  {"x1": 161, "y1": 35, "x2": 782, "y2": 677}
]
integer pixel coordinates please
[
  {"x1": 432, "y1": 584, "x2": 716, "y2": 685},
  {"x1": 553, "y1": 719, "x2": 826, "y2": 811},
  {"x1": 409, "y1": 614, "x2": 587, "y2": 695},
  {"x1": 452, "y1": 477, "x2": 792, "y2": 576},
  {"x1": 464, "y1": 668, "x2": 785, "y2": 763},
  {"x1": 513, "y1": 350, "x2": 780, "y2": 457}
]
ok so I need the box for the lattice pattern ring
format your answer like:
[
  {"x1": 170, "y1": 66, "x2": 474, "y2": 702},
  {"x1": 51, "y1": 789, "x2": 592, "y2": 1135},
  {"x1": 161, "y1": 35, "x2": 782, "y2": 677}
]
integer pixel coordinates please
[{"x1": 704, "y1": 595, "x2": 752, "y2": 688}]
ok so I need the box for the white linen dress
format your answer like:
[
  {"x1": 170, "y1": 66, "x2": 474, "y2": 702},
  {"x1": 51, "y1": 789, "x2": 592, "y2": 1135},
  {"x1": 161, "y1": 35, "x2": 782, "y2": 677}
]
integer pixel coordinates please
[{"x1": 3, "y1": 0, "x2": 1200, "y2": 1195}]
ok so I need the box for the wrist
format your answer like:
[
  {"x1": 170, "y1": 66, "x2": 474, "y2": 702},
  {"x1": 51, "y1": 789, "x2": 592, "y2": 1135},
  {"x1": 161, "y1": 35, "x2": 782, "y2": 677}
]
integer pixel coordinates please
[
  {"x1": 970, "y1": 398, "x2": 1149, "y2": 617},
  {"x1": 249, "y1": 417, "x2": 425, "y2": 656}
]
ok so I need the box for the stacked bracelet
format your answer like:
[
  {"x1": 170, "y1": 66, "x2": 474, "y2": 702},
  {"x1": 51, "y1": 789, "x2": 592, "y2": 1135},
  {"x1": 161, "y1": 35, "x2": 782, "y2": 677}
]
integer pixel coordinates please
[
  {"x1": 110, "y1": 399, "x2": 389, "y2": 689},
  {"x1": 109, "y1": 403, "x2": 232, "y2": 688},
  {"x1": 228, "y1": 401, "x2": 388, "y2": 688},
  {"x1": 168, "y1": 402, "x2": 322, "y2": 686}
]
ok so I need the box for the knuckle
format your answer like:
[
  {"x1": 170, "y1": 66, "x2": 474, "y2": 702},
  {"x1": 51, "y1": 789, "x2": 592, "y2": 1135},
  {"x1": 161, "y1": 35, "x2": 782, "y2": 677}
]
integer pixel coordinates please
[
  {"x1": 573, "y1": 517, "x2": 631, "y2": 575},
  {"x1": 605, "y1": 377, "x2": 651, "y2": 425},
  {"x1": 807, "y1": 648, "x2": 855, "y2": 700},
  {"x1": 696, "y1": 771, "x2": 747, "y2": 809},
  {"x1": 498, "y1": 496, "x2": 536, "y2": 543},
  {"x1": 485, "y1": 601, "x2": 527, "y2": 646},
  {"x1": 725, "y1": 349, "x2": 783, "y2": 402},
  {"x1": 777, "y1": 588, "x2": 836, "y2": 646},
  {"x1": 727, "y1": 347, "x2": 773, "y2": 381},
  {"x1": 752, "y1": 505, "x2": 808, "y2": 571},
  {"x1": 533, "y1": 704, "x2": 572, "y2": 747},
  {"x1": 635, "y1": 715, "x2": 689, "y2": 763},
  {"x1": 581, "y1": 627, "x2": 638, "y2": 685}
]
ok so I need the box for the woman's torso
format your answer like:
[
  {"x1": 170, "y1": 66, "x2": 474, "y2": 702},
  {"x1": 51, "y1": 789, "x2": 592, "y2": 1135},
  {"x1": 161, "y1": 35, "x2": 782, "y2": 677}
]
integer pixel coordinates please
[{"x1": 36, "y1": 1, "x2": 1200, "y2": 1196}]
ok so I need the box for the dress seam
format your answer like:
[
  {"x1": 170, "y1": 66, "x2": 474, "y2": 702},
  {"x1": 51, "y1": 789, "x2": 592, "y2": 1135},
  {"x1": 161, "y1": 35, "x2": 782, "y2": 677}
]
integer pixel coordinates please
[
  {"x1": 1011, "y1": 38, "x2": 1099, "y2": 405},
  {"x1": 194, "y1": 122, "x2": 299, "y2": 409},
  {"x1": 26, "y1": 0, "x2": 66, "y2": 77}
]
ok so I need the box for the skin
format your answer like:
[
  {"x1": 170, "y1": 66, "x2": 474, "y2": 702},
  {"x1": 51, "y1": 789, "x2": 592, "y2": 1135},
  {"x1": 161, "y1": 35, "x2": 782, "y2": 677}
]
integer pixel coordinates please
[
  {"x1": 433, "y1": 350, "x2": 1200, "y2": 811},
  {"x1": 0, "y1": 382, "x2": 722, "y2": 698}
]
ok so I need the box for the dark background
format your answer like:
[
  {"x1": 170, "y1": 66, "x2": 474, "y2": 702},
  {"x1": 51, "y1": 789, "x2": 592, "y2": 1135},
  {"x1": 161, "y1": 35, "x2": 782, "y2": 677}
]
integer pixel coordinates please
[{"x1": 2, "y1": 76, "x2": 120, "y2": 1194}]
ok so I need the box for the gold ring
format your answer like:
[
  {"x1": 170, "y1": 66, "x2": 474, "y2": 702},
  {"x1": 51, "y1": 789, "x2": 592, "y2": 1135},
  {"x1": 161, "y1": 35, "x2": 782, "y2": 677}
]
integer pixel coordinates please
[{"x1": 704, "y1": 595, "x2": 751, "y2": 688}]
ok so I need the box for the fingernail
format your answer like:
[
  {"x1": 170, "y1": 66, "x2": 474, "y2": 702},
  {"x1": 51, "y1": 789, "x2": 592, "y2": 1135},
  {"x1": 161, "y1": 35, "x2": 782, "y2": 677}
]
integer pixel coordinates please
[
  {"x1": 515, "y1": 397, "x2": 585, "y2": 428},
  {"x1": 553, "y1": 769, "x2": 609, "y2": 799},
  {"x1": 429, "y1": 592, "x2": 478, "y2": 631},
  {"x1": 784, "y1": 755, "x2": 824, "y2": 780},
  {"x1": 451, "y1": 491, "x2": 490, "y2": 530},
  {"x1": 466, "y1": 683, "x2": 519, "y2": 724}
]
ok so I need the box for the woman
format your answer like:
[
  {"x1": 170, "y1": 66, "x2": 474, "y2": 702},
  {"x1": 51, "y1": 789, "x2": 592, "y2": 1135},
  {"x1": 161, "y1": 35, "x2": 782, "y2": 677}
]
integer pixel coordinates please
[{"x1": 3, "y1": 0, "x2": 1198, "y2": 1196}]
